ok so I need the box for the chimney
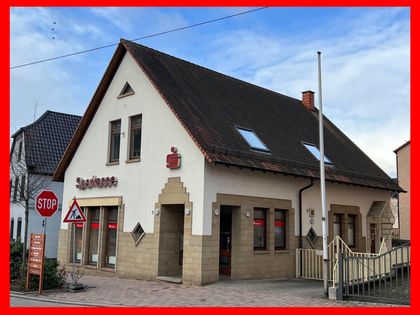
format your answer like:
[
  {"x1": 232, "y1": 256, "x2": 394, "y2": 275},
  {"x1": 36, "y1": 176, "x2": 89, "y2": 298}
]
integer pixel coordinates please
[{"x1": 302, "y1": 90, "x2": 315, "y2": 111}]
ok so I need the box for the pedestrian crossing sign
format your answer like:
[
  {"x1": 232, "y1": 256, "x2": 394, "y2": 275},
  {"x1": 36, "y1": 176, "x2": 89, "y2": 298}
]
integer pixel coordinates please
[{"x1": 64, "y1": 198, "x2": 87, "y2": 223}]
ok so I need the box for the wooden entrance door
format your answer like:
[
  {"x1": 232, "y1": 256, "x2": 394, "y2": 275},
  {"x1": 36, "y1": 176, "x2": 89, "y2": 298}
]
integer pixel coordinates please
[{"x1": 219, "y1": 210, "x2": 232, "y2": 276}]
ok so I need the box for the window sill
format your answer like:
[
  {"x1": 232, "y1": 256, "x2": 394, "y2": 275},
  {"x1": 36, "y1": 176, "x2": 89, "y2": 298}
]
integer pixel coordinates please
[
  {"x1": 84, "y1": 264, "x2": 98, "y2": 270},
  {"x1": 117, "y1": 91, "x2": 135, "y2": 99},
  {"x1": 274, "y1": 250, "x2": 291, "y2": 254},
  {"x1": 101, "y1": 266, "x2": 116, "y2": 272},
  {"x1": 106, "y1": 161, "x2": 119, "y2": 166},
  {"x1": 125, "y1": 158, "x2": 140, "y2": 164},
  {"x1": 253, "y1": 250, "x2": 270, "y2": 254}
]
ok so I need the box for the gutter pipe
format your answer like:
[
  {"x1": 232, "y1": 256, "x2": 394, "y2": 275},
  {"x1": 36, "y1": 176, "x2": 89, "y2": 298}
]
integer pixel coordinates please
[{"x1": 298, "y1": 178, "x2": 314, "y2": 276}]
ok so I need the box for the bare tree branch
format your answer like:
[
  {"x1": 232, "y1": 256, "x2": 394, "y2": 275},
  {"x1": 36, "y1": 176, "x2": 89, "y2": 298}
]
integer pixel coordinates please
[{"x1": 10, "y1": 144, "x2": 50, "y2": 281}]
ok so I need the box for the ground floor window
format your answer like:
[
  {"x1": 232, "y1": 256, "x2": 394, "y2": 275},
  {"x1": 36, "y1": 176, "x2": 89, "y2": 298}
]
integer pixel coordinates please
[
  {"x1": 10, "y1": 218, "x2": 14, "y2": 240},
  {"x1": 254, "y1": 208, "x2": 267, "y2": 250},
  {"x1": 70, "y1": 205, "x2": 120, "y2": 269},
  {"x1": 16, "y1": 217, "x2": 22, "y2": 241},
  {"x1": 70, "y1": 222, "x2": 84, "y2": 263},
  {"x1": 88, "y1": 207, "x2": 100, "y2": 265},
  {"x1": 104, "y1": 207, "x2": 118, "y2": 267},
  {"x1": 333, "y1": 214, "x2": 342, "y2": 239},
  {"x1": 347, "y1": 214, "x2": 356, "y2": 247},
  {"x1": 275, "y1": 210, "x2": 287, "y2": 249}
]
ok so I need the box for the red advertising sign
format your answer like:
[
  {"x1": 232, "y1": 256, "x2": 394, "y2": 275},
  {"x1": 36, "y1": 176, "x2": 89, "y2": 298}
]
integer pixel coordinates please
[
  {"x1": 166, "y1": 147, "x2": 181, "y2": 169},
  {"x1": 26, "y1": 234, "x2": 46, "y2": 294},
  {"x1": 35, "y1": 190, "x2": 59, "y2": 217},
  {"x1": 254, "y1": 219, "x2": 265, "y2": 226},
  {"x1": 91, "y1": 223, "x2": 100, "y2": 229},
  {"x1": 108, "y1": 223, "x2": 118, "y2": 229},
  {"x1": 275, "y1": 221, "x2": 285, "y2": 227}
]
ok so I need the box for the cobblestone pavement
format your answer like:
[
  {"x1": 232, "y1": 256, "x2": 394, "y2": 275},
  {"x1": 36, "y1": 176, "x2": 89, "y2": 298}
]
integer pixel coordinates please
[{"x1": 12, "y1": 275, "x2": 404, "y2": 307}]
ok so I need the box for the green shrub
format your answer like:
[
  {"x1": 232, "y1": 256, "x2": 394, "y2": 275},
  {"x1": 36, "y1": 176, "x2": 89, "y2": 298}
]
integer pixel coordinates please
[
  {"x1": 10, "y1": 241, "x2": 66, "y2": 290},
  {"x1": 27, "y1": 260, "x2": 66, "y2": 291},
  {"x1": 10, "y1": 241, "x2": 24, "y2": 281}
]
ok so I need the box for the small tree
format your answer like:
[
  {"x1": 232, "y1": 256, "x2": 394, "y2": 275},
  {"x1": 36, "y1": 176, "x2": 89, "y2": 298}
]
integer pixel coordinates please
[{"x1": 10, "y1": 146, "x2": 50, "y2": 281}]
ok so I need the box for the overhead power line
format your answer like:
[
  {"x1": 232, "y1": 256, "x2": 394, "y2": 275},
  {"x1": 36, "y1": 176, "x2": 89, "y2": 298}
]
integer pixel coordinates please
[{"x1": 10, "y1": 6, "x2": 269, "y2": 70}]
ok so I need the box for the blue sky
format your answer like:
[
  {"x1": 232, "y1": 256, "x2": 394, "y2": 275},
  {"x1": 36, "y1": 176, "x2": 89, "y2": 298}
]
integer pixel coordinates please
[{"x1": 10, "y1": 7, "x2": 410, "y2": 177}]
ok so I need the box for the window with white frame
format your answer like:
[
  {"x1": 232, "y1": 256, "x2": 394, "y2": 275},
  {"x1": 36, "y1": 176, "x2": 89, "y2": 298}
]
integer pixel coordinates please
[
  {"x1": 109, "y1": 120, "x2": 121, "y2": 163},
  {"x1": 128, "y1": 115, "x2": 142, "y2": 160}
]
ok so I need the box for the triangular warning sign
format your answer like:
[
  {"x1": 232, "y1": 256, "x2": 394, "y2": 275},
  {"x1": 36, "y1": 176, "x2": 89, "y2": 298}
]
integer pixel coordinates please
[{"x1": 64, "y1": 199, "x2": 87, "y2": 223}]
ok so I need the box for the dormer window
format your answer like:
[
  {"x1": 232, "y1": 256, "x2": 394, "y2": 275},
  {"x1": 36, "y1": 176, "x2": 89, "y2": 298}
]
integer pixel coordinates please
[
  {"x1": 303, "y1": 142, "x2": 332, "y2": 164},
  {"x1": 118, "y1": 82, "x2": 134, "y2": 98},
  {"x1": 236, "y1": 127, "x2": 270, "y2": 152}
]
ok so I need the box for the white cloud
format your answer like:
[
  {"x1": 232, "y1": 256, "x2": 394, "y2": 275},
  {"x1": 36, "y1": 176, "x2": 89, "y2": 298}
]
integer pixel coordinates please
[
  {"x1": 90, "y1": 7, "x2": 188, "y2": 37},
  {"x1": 10, "y1": 7, "x2": 110, "y2": 137},
  {"x1": 201, "y1": 9, "x2": 409, "y2": 176}
]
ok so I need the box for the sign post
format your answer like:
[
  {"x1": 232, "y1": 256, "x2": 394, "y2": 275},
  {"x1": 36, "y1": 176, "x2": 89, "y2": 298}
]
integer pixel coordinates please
[
  {"x1": 27, "y1": 190, "x2": 59, "y2": 294},
  {"x1": 63, "y1": 197, "x2": 87, "y2": 291},
  {"x1": 26, "y1": 234, "x2": 45, "y2": 294}
]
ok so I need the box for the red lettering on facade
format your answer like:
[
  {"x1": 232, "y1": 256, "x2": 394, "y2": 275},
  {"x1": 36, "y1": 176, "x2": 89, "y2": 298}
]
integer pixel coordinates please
[{"x1": 76, "y1": 176, "x2": 118, "y2": 190}]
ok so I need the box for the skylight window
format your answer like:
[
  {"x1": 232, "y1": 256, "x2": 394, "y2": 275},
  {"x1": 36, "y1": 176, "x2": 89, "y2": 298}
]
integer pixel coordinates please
[
  {"x1": 303, "y1": 143, "x2": 332, "y2": 164},
  {"x1": 236, "y1": 127, "x2": 270, "y2": 152}
]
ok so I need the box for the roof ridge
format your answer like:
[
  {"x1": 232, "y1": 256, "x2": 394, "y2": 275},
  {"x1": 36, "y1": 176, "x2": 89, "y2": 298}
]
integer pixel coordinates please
[
  {"x1": 11, "y1": 110, "x2": 81, "y2": 138},
  {"x1": 44, "y1": 110, "x2": 82, "y2": 118},
  {"x1": 121, "y1": 39, "x2": 302, "y2": 105}
]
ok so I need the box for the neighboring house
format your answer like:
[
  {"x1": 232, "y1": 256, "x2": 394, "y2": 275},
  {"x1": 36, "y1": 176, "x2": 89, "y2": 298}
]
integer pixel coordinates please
[
  {"x1": 394, "y1": 141, "x2": 410, "y2": 240},
  {"x1": 390, "y1": 189, "x2": 400, "y2": 239},
  {"x1": 53, "y1": 39, "x2": 402, "y2": 285},
  {"x1": 10, "y1": 111, "x2": 81, "y2": 258}
]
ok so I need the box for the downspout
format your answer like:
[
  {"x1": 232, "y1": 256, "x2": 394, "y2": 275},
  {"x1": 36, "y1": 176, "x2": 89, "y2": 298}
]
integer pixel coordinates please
[
  {"x1": 298, "y1": 178, "x2": 314, "y2": 277},
  {"x1": 299, "y1": 178, "x2": 314, "y2": 248}
]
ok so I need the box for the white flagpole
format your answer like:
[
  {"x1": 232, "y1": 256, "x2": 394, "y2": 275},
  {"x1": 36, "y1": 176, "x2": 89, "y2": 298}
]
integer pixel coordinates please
[{"x1": 317, "y1": 51, "x2": 329, "y2": 296}]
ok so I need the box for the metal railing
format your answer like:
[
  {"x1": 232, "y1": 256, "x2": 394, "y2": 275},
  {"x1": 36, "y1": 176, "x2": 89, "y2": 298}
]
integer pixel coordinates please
[
  {"x1": 296, "y1": 236, "x2": 378, "y2": 282},
  {"x1": 338, "y1": 243, "x2": 410, "y2": 305}
]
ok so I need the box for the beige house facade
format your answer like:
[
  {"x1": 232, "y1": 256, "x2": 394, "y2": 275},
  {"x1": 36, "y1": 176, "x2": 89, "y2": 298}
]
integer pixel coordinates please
[
  {"x1": 395, "y1": 141, "x2": 410, "y2": 240},
  {"x1": 54, "y1": 40, "x2": 402, "y2": 286}
]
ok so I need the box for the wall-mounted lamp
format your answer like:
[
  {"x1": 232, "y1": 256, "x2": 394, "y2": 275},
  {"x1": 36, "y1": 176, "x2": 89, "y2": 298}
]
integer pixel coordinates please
[
  {"x1": 245, "y1": 211, "x2": 251, "y2": 218},
  {"x1": 185, "y1": 208, "x2": 191, "y2": 216},
  {"x1": 214, "y1": 209, "x2": 219, "y2": 216},
  {"x1": 153, "y1": 208, "x2": 160, "y2": 216},
  {"x1": 307, "y1": 208, "x2": 315, "y2": 217}
]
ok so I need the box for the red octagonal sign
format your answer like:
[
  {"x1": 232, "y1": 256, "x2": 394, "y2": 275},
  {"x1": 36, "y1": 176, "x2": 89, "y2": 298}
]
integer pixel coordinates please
[{"x1": 35, "y1": 190, "x2": 59, "y2": 217}]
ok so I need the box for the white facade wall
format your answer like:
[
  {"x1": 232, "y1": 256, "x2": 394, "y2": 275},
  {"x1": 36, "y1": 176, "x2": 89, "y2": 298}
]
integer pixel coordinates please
[
  {"x1": 203, "y1": 163, "x2": 391, "y2": 237},
  {"x1": 61, "y1": 52, "x2": 206, "y2": 234}
]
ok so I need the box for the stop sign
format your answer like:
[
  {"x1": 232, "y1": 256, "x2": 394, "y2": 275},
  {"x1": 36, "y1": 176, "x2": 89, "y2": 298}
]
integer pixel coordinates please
[{"x1": 35, "y1": 190, "x2": 59, "y2": 217}]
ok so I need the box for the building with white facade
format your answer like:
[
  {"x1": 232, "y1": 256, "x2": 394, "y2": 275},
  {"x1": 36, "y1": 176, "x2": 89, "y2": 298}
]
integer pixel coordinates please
[
  {"x1": 10, "y1": 111, "x2": 81, "y2": 258},
  {"x1": 394, "y1": 141, "x2": 410, "y2": 241},
  {"x1": 53, "y1": 40, "x2": 402, "y2": 285}
]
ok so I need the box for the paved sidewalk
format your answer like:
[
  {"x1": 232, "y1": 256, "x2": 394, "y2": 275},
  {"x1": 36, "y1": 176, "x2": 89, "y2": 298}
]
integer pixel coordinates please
[{"x1": 11, "y1": 275, "x2": 403, "y2": 307}]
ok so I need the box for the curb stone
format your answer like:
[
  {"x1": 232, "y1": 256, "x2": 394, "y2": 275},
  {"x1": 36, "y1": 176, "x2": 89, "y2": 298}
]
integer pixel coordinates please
[{"x1": 10, "y1": 292, "x2": 120, "y2": 307}]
